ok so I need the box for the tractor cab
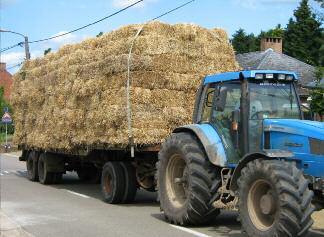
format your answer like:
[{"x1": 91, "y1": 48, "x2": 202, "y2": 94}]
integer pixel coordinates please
[{"x1": 193, "y1": 70, "x2": 302, "y2": 162}]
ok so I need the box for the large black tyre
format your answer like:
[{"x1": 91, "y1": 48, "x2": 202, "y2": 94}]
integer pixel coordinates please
[
  {"x1": 120, "y1": 162, "x2": 138, "y2": 203},
  {"x1": 101, "y1": 162, "x2": 125, "y2": 204},
  {"x1": 38, "y1": 153, "x2": 56, "y2": 184},
  {"x1": 238, "y1": 159, "x2": 314, "y2": 237},
  {"x1": 157, "y1": 132, "x2": 220, "y2": 225},
  {"x1": 77, "y1": 166, "x2": 101, "y2": 184},
  {"x1": 26, "y1": 151, "x2": 39, "y2": 181}
]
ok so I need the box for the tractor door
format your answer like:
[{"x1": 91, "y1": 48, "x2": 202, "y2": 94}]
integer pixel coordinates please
[{"x1": 207, "y1": 82, "x2": 242, "y2": 163}]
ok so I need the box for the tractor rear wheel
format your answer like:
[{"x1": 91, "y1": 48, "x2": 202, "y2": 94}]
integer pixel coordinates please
[
  {"x1": 238, "y1": 159, "x2": 314, "y2": 237},
  {"x1": 157, "y1": 132, "x2": 220, "y2": 225}
]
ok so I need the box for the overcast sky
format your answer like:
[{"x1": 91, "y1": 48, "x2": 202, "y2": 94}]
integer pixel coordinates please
[{"x1": 0, "y1": 0, "x2": 322, "y2": 74}]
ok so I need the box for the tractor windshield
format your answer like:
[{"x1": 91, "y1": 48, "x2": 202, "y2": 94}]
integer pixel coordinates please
[
  {"x1": 248, "y1": 81, "x2": 301, "y2": 152},
  {"x1": 249, "y1": 81, "x2": 300, "y2": 120}
]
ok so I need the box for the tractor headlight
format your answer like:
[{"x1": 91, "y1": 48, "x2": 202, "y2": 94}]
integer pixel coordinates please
[
  {"x1": 266, "y1": 74, "x2": 274, "y2": 79},
  {"x1": 255, "y1": 74, "x2": 263, "y2": 79},
  {"x1": 286, "y1": 75, "x2": 294, "y2": 81},
  {"x1": 278, "y1": 74, "x2": 286, "y2": 80}
]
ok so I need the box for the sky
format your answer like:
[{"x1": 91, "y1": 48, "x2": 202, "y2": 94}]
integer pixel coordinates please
[{"x1": 0, "y1": 0, "x2": 322, "y2": 74}]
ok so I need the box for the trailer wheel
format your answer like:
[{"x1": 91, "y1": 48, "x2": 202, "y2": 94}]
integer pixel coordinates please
[
  {"x1": 38, "y1": 153, "x2": 55, "y2": 184},
  {"x1": 120, "y1": 162, "x2": 138, "y2": 203},
  {"x1": 101, "y1": 162, "x2": 125, "y2": 204},
  {"x1": 238, "y1": 159, "x2": 314, "y2": 237},
  {"x1": 26, "y1": 151, "x2": 38, "y2": 181},
  {"x1": 157, "y1": 132, "x2": 220, "y2": 225}
]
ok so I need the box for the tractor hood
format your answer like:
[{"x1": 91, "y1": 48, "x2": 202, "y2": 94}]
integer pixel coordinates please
[{"x1": 263, "y1": 119, "x2": 324, "y2": 140}]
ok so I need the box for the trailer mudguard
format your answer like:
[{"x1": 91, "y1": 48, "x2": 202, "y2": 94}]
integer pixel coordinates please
[{"x1": 173, "y1": 124, "x2": 227, "y2": 167}]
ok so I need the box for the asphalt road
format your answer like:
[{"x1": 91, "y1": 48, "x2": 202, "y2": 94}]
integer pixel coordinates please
[{"x1": 1, "y1": 152, "x2": 323, "y2": 237}]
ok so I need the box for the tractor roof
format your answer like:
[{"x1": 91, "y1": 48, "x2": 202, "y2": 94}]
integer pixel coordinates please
[{"x1": 204, "y1": 70, "x2": 298, "y2": 85}]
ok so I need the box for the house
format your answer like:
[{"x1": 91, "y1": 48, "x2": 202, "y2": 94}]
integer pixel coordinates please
[
  {"x1": 0, "y1": 63, "x2": 13, "y2": 101},
  {"x1": 236, "y1": 37, "x2": 316, "y2": 103}
]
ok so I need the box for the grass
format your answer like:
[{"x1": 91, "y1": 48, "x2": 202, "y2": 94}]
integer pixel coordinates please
[{"x1": 0, "y1": 133, "x2": 13, "y2": 144}]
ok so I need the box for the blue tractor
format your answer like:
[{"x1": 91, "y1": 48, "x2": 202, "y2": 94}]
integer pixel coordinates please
[{"x1": 157, "y1": 70, "x2": 324, "y2": 237}]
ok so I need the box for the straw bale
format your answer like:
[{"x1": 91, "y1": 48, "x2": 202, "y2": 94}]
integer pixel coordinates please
[{"x1": 11, "y1": 21, "x2": 240, "y2": 152}]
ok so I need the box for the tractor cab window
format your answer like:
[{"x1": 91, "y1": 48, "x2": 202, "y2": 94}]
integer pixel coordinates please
[
  {"x1": 210, "y1": 82, "x2": 241, "y2": 163},
  {"x1": 248, "y1": 81, "x2": 301, "y2": 152},
  {"x1": 249, "y1": 82, "x2": 300, "y2": 120}
]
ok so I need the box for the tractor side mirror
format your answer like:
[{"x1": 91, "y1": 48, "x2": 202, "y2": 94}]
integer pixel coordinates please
[
  {"x1": 205, "y1": 89, "x2": 215, "y2": 107},
  {"x1": 215, "y1": 87, "x2": 227, "y2": 112}
]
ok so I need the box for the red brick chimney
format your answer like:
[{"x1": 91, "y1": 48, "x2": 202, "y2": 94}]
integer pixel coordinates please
[
  {"x1": 0, "y1": 62, "x2": 13, "y2": 101},
  {"x1": 0, "y1": 62, "x2": 6, "y2": 71},
  {"x1": 261, "y1": 37, "x2": 282, "y2": 53}
]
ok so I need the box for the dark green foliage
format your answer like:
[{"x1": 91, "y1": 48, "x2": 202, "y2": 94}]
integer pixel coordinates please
[
  {"x1": 232, "y1": 25, "x2": 285, "y2": 53},
  {"x1": 284, "y1": 0, "x2": 323, "y2": 66},
  {"x1": 314, "y1": 0, "x2": 324, "y2": 8},
  {"x1": 231, "y1": 0, "x2": 323, "y2": 67},
  {"x1": 310, "y1": 67, "x2": 324, "y2": 116},
  {"x1": 231, "y1": 28, "x2": 259, "y2": 54},
  {"x1": 96, "y1": 32, "x2": 103, "y2": 37},
  {"x1": 0, "y1": 87, "x2": 14, "y2": 134},
  {"x1": 44, "y1": 48, "x2": 52, "y2": 55},
  {"x1": 263, "y1": 24, "x2": 285, "y2": 38}
]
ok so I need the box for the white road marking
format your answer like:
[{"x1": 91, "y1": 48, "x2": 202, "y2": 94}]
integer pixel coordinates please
[
  {"x1": 170, "y1": 225, "x2": 212, "y2": 237},
  {"x1": 0, "y1": 173, "x2": 3, "y2": 176},
  {"x1": 65, "y1": 190, "x2": 90, "y2": 199},
  {"x1": 4, "y1": 171, "x2": 9, "y2": 174}
]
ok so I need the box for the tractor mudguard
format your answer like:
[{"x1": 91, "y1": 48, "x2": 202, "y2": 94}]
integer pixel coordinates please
[{"x1": 173, "y1": 124, "x2": 227, "y2": 167}]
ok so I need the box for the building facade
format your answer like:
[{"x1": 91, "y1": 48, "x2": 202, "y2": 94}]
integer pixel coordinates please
[{"x1": 0, "y1": 63, "x2": 13, "y2": 101}]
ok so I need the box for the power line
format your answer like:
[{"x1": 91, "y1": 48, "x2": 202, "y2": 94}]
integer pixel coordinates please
[
  {"x1": 0, "y1": 0, "x2": 143, "y2": 52},
  {"x1": 0, "y1": 42, "x2": 23, "y2": 53},
  {"x1": 7, "y1": 62, "x2": 23, "y2": 70},
  {"x1": 1, "y1": 0, "x2": 196, "y2": 68},
  {"x1": 150, "y1": 0, "x2": 195, "y2": 22},
  {"x1": 28, "y1": 0, "x2": 144, "y2": 44}
]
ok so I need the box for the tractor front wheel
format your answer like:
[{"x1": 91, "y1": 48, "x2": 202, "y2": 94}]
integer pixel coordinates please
[{"x1": 238, "y1": 159, "x2": 314, "y2": 237}]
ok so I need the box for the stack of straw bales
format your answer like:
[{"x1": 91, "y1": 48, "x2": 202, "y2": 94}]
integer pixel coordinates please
[{"x1": 11, "y1": 21, "x2": 240, "y2": 152}]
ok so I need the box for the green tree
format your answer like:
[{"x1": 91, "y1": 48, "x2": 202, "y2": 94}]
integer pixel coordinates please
[
  {"x1": 310, "y1": 67, "x2": 324, "y2": 120},
  {"x1": 0, "y1": 87, "x2": 14, "y2": 134},
  {"x1": 314, "y1": 0, "x2": 324, "y2": 8},
  {"x1": 96, "y1": 32, "x2": 103, "y2": 37},
  {"x1": 284, "y1": 0, "x2": 323, "y2": 66},
  {"x1": 264, "y1": 24, "x2": 285, "y2": 38},
  {"x1": 44, "y1": 48, "x2": 51, "y2": 55},
  {"x1": 231, "y1": 28, "x2": 258, "y2": 54}
]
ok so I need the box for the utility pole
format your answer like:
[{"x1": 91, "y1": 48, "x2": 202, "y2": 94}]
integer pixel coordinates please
[
  {"x1": 0, "y1": 29, "x2": 31, "y2": 60},
  {"x1": 24, "y1": 36, "x2": 31, "y2": 60}
]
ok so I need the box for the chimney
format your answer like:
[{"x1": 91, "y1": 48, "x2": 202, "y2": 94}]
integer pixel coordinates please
[
  {"x1": 261, "y1": 37, "x2": 282, "y2": 53},
  {"x1": 0, "y1": 62, "x2": 6, "y2": 72}
]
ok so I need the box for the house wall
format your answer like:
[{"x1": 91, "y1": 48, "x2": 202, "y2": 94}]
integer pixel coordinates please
[{"x1": 0, "y1": 63, "x2": 13, "y2": 101}]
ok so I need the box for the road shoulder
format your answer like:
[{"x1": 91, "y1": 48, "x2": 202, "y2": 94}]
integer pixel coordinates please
[{"x1": 0, "y1": 210, "x2": 33, "y2": 237}]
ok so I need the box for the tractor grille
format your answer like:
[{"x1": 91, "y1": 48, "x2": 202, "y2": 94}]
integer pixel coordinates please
[{"x1": 309, "y1": 138, "x2": 324, "y2": 156}]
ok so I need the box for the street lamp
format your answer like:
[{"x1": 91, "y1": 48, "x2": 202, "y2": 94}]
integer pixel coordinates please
[{"x1": 0, "y1": 29, "x2": 30, "y2": 60}]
